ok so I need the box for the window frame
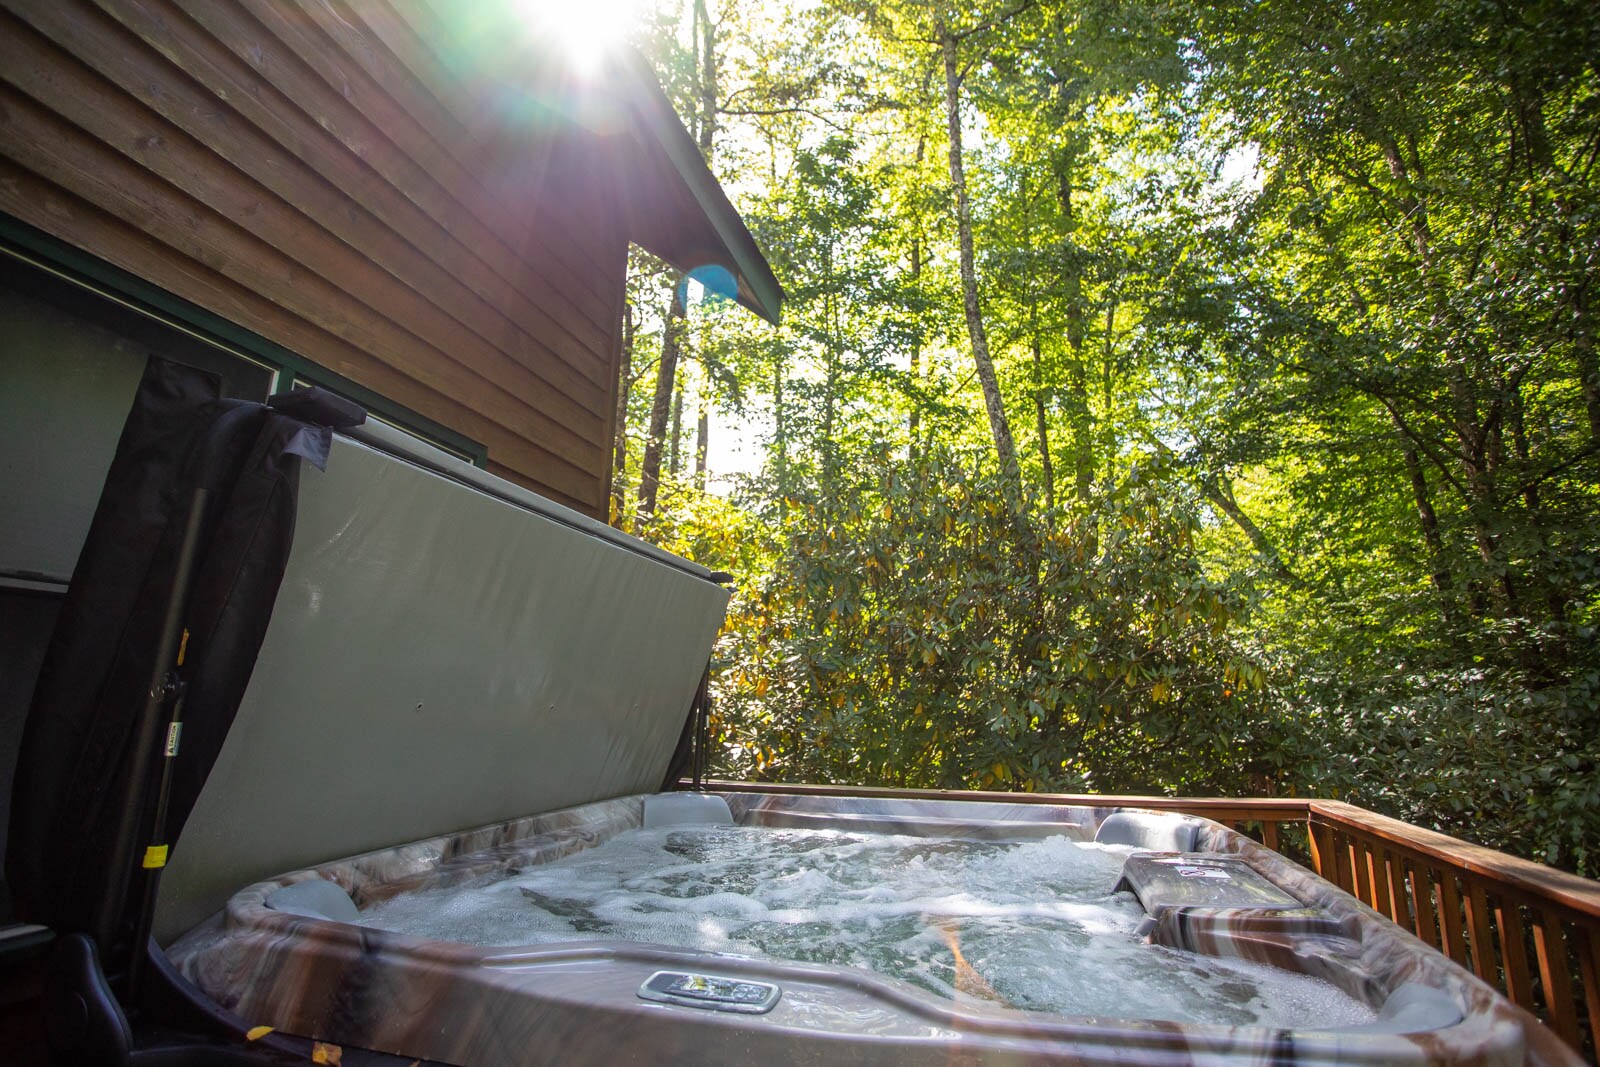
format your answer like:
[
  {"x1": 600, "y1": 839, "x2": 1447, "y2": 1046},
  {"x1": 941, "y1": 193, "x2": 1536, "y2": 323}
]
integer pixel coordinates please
[{"x1": 0, "y1": 213, "x2": 489, "y2": 468}]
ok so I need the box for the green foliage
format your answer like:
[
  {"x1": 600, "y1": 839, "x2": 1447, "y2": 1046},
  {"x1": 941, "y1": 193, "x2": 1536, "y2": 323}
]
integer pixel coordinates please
[
  {"x1": 623, "y1": 0, "x2": 1600, "y2": 875},
  {"x1": 697, "y1": 449, "x2": 1291, "y2": 796},
  {"x1": 1281, "y1": 656, "x2": 1600, "y2": 875}
]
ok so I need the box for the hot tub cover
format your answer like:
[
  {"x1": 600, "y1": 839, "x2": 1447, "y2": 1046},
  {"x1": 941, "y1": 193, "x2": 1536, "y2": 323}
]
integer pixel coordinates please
[
  {"x1": 151, "y1": 412, "x2": 730, "y2": 941},
  {"x1": 6, "y1": 355, "x2": 731, "y2": 950}
]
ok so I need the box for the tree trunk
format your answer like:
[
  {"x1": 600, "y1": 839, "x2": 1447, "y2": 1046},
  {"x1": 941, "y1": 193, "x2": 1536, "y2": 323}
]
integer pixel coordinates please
[
  {"x1": 688, "y1": 0, "x2": 715, "y2": 498},
  {"x1": 695, "y1": 398, "x2": 709, "y2": 491},
  {"x1": 1394, "y1": 416, "x2": 1452, "y2": 608},
  {"x1": 1572, "y1": 278, "x2": 1600, "y2": 441},
  {"x1": 1450, "y1": 367, "x2": 1516, "y2": 613},
  {"x1": 670, "y1": 384, "x2": 684, "y2": 475},
  {"x1": 908, "y1": 234, "x2": 922, "y2": 463},
  {"x1": 1020, "y1": 170, "x2": 1054, "y2": 512},
  {"x1": 1382, "y1": 130, "x2": 1515, "y2": 615},
  {"x1": 611, "y1": 300, "x2": 634, "y2": 526},
  {"x1": 1054, "y1": 147, "x2": 1094, "y2": 500},
  {"x1": 908, "y1": 136, "x2": 925, "y2": 463},
  {"x1": 1150, "y1": 437, "x2": 1302, "y2": 586},
  {"x1": 940, "y1": 24, "x2": 1021, "y2": 494},
  {"x1": 1203, "y1": 474, "x2": 1303, "y2": 588},
  {"x1": 821, "y1": 242, "x2": 841, "y2": 481},
  {"x1": 637, "y1": 284, "x2": 686, "y2": 519},
  {"x1": 1031, "y1": 329, "x2": 1054, "y2": 513},
  {"x1": 1100, "y1": 291, "x2": 1118, "y2": 468},
  {"x1": 695, "y1": 0, "x2": 716, "y2": 158},
  {"x1": 773, "y1": 358, "x2": 788, "y2": 516}
]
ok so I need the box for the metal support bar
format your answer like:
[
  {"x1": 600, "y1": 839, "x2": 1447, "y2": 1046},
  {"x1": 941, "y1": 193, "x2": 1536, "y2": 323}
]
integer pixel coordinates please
[
  {"x1": 126, "y1": 673, "x2": 188, "y2": 1002},
  {"x1": 91, "y1": 488, "x2": 208, "y2": 964},
  {"x1": 690, "y1": 664, "x2": 712, "y2": 791}
]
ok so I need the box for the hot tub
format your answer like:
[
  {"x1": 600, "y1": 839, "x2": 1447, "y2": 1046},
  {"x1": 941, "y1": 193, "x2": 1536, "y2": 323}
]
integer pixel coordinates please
[{"x1": 165, "y1": 791, "x2": 1578, "y2": 1066}]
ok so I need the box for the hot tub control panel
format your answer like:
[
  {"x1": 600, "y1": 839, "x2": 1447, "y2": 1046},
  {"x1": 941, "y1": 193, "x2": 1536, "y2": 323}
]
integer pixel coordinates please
[{"x1": 638, "y1": 970, "x2": 782, "y2": 1014}]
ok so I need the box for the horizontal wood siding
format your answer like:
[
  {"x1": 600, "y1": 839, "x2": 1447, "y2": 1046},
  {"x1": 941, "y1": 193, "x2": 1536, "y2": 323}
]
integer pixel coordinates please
[{"x1": 0, "y1": 0, "x2": 628, "y2": 515}]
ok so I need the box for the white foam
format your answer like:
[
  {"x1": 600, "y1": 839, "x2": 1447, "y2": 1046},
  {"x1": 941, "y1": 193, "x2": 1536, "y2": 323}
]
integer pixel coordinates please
[{"x1": 355, "y1": 826, "x2": 1376, "y2": 1029}]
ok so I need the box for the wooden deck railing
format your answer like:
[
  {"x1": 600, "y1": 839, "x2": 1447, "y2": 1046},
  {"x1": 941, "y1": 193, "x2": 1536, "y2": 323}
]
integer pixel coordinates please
[
  {"x1": 703, "y1": 780, "x2": 1600, "y2": 1058},
  {"x1": 1305, "y1": 800, "x2": 1600, "y2": 1060}
]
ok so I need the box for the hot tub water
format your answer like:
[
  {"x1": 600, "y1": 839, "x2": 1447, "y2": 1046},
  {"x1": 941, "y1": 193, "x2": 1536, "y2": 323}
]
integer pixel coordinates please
[{"x1": 355, "y1": 825, "x2": 1376, "y2": 1029}]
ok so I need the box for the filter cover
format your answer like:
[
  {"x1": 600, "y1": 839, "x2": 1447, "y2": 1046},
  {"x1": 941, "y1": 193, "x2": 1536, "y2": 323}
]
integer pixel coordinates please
[{"x1": 1116, "y1": 853, "x2": 1304, "y2": 913}]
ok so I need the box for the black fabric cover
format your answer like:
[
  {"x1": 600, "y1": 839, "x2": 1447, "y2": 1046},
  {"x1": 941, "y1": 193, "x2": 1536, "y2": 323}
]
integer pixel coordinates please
[
  {"x1": 658, "y1": 704, "x2": 698, "y2": 792},
  {"x1": 6, "y1": 360, "x2": 349, "y2": 955},
  {"x1": 658, "y1": 664, "x2": 711, "y2": 791}
]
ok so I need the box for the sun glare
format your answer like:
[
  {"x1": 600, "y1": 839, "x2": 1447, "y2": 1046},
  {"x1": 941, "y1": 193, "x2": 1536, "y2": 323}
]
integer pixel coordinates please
[{"x1": 514, "y1": 0, "x2": 643, "y2": 75}]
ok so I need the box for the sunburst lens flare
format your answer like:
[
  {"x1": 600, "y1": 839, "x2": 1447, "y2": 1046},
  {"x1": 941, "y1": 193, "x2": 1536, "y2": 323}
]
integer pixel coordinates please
[{"x1": 513, "y1": 0, "x2": 645, "y2": 76}]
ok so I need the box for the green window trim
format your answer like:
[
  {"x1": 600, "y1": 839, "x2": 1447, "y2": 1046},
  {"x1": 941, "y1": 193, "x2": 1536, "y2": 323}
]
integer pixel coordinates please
[{"x1": 0, "y1": 212, "x2": 489, "y2": 468}]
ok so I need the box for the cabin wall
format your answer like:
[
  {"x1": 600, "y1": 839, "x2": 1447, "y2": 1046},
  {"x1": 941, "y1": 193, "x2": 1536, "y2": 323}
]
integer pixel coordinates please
[{"x1": 0, "y1": 0, "x2": 629, "y2": 516}]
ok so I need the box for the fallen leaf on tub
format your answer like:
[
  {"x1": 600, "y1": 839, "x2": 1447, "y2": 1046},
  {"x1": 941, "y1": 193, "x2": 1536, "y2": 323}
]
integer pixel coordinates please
[
  {"x1": 245, "y1": 1026, "x2": 274, "y2": 1041},
  {"x1": 311, "y1": 1041, "x2": 343, "y2": 1065},
  {"x1": 930, "y1": 919, "x2": 1007, "y2": 1005}
]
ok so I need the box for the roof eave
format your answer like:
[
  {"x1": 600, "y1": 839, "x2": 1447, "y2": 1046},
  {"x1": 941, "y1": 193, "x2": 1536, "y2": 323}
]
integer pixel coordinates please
[{"x1": 616, "y1": 50, "x2": 783, "y2": 325}]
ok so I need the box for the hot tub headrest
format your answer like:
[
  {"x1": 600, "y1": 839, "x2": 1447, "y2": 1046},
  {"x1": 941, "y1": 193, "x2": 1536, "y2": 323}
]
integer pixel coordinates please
[
  {"x1": 264, "y1": 879, "x2": 360, "y2": 924},
  {"x1": 1094, "y1": 811, "x2": 1203, "y2": 852}
]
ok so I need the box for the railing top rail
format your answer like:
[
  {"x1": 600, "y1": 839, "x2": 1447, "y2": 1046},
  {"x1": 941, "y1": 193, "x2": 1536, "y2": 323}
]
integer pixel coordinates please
[
  {"x1": 1310, "y1": 800, "x2": 1600, "y2": 921},
  {"x1": 700, "y1": 780, "x2": 1313, "y2": 822}
]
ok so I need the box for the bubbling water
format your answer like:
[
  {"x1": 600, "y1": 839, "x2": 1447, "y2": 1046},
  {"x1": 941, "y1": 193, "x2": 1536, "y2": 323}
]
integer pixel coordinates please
[{"x1": 356, "y1": 825, "x2": 1376, "y2": 1028}]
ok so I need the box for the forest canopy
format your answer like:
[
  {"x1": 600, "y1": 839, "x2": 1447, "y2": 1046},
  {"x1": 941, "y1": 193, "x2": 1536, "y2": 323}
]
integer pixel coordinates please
[{"x1": 606, "y1": 0, "x2": 1600, "y2": 874}]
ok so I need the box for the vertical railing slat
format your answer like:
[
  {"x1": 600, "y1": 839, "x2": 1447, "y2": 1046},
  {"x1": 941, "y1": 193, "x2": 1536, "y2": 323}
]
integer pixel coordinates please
[
  {"x1": 1530, "y1": 911, "x2": 1581, "y2": 1051},
  {"x1": 1575, "y1": 925, "x2": 1600, "y2": 1059},
  {"x1": 1384, "y1": 849, "x2": 1412, "y2": 930},
  {"x1": 1465, "y1": 883, "x2": 1499, "y2": 984},
  {"x1": 1367, "y1": 843, "x2": 1393, "y2": 918},
  {"x1": 1334, "y1": 829, "x2": 1355, "y2": 895},
  {"x1": 1435, "y1": 869, "x2": 1471, "y2": 968},
  {"x1": 1261, "y1": 819, "x2": 1280, "y2": 853},
  {"x1": 1407, "y1": 861, "x2": 1439, "y2": 949},
  {"x1": 1495, "y1": 897, "x2": 1535, "y2": 1009},
  {"x1": 1308, "y1": 820, "x2": 1334, "y2": 883},
  {"x1": 1373, "y1": 848, "x2": 1395, "y2": 922},
  {"x1": 1383, "y1": 849, "x2": 1406, "y2": 924},
  {"x1": 1352, "y1": 835, "x2": 1375, "y2": 908},
  {"x1": 1329, "y1": 828, "x2": 1354, "y2": 895}
]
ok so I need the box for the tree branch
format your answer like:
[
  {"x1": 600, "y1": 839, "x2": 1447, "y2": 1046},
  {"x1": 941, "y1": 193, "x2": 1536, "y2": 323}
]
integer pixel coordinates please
[{"x1": 720, "y1": 105, "x2": 850, "y2": 132}]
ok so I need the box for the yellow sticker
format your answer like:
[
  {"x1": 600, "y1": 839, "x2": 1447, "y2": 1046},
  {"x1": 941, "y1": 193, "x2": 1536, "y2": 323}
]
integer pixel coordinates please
[
  {"x1": 245, "y1": 1026, "x2": 274, "y2": 1041},
  {"x1": 141, "y1": 844, "x2": 169, "y2": 869}
]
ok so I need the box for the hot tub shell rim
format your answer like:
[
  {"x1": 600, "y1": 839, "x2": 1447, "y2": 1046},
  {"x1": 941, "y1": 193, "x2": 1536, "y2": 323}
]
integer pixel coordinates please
[{"x1": 163, "y1": 789, "x2": 1570, "y2": 1067}]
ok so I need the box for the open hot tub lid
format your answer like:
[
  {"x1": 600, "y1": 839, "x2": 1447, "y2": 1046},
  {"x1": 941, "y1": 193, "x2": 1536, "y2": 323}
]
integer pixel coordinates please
[
  {"x1": 144, "y1": 389, "x2": 728, "y2": 942},
  {"x1": 150, "y1": 431, "x2": 727, "y2": 942},
  {"x1": 7, "y1": 360, "x2": 728, "y2": 960}
]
